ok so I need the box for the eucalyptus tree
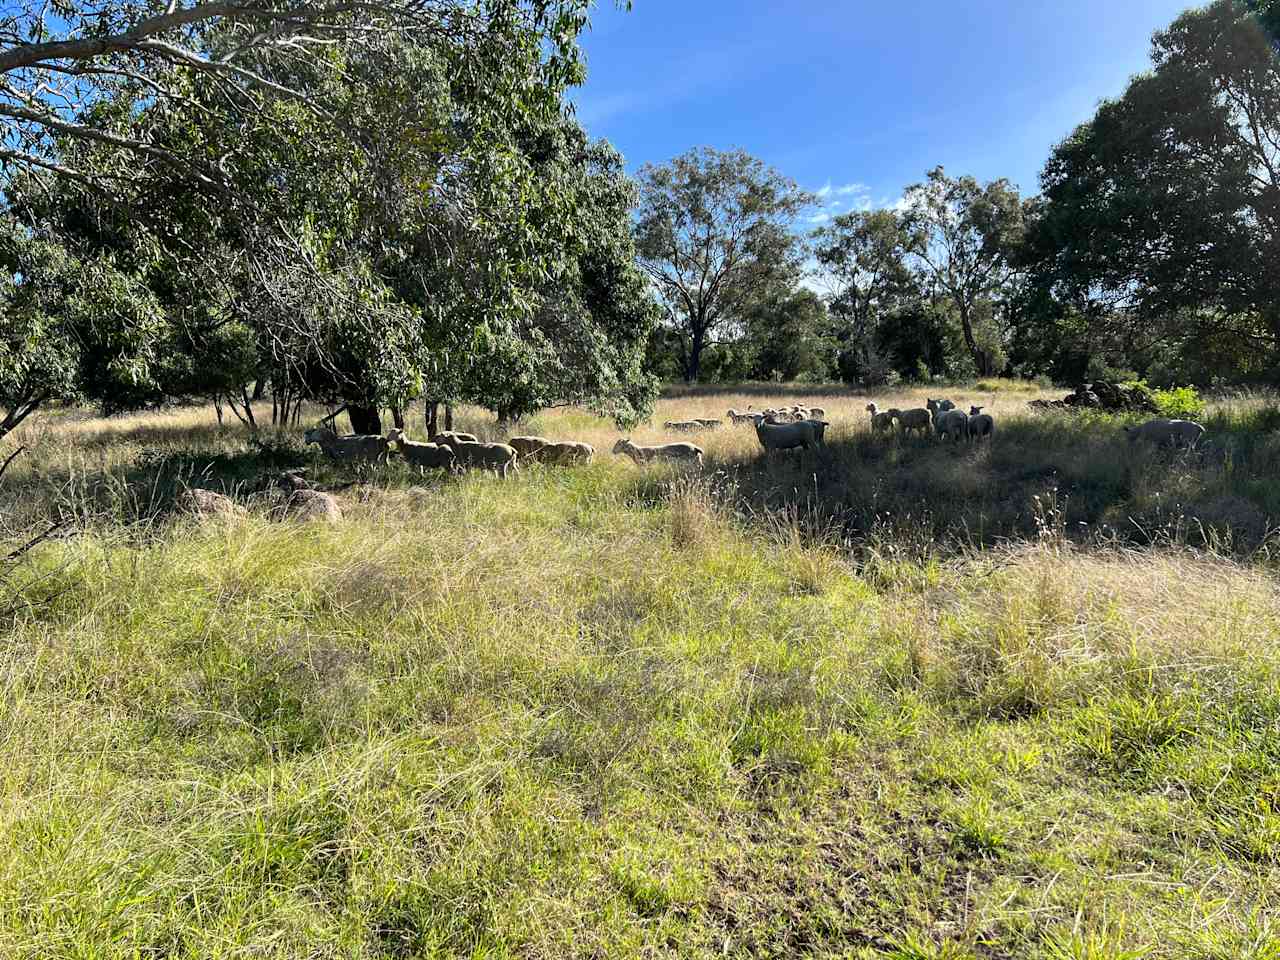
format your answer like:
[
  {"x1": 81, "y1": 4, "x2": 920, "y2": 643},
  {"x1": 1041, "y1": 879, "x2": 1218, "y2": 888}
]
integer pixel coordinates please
[
  {"x1": 900, "y1": 167, "x2": 1025, "y2": 376},
  {"x1": 634, "y1": 147, "x2": 812, "y2": 383}
]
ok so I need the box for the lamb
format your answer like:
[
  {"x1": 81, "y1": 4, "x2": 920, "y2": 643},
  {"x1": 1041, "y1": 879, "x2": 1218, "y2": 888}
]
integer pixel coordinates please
[
  {"x1": 451, "y1": 440, "x2": 520, "y2": 478},
  {"x1": 866, "y1": 402, "x2": 898, "y2": 433},
  {"x1": 530, "y1": 441, "x2": 594, "y2": 465},
  {"x1": 967, "y1": 406, "x2": 995, "y2": 441},
  {"x1": 935, "y1": 408, "x2": 970, "y2": 442},
  {"x1": 304, "y1": 426, "x2": 390, "y2": 465},
  {"x1": 1125, "y1": 418, "x2": 1205, "y2": 448},
  {"x1": 386, "y1": 428, "x2": 456, "y2": 471},
  {"x1": 895, "y1": 408, "x2": 932, "y2": 437},
  {"x1": 612, "y1": 437, "x2": 704, "y2": 467},
  {"x1": 755, "y1": 418, "x2": 822, "y2": 452},
  {"x1": 508, "y1": 435, "x2": 551, "y2": 458}
]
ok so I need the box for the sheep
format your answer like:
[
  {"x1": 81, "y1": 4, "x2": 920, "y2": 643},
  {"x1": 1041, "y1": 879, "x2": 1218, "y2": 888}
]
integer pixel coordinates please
[
  {"x1": 729, "y1": 409, "x2": 765, "y2": 426},
  {"x1": 927, "y1": 398, "x2": 957, "y2": 420},
  {"x1": 304, "y1": 426, "x2": 390, "y2": 465},
  {"x1": 895, "y1": 408, "x2": 932, "y2": 437},
  {"x1": 1125, "y1": 418, "x2": 1205, "y2": 448},
  {"x1": 664, "y1": 419, "x2": 711, "y2": 432},
  {"x1": 866, "y1": 402, "x2": 898, "y2": 433},
  {"x1": 451, "y1": 440, "x2": 519, "y2": 478},
  {"x1": 935, "y1": 408, "x2": 970, "y2": 442},
  {"x1": 508, "y1": 435, "x2": 551, "y2": 458},
  {"x1": 694, "y1": 418, "x2": 723, "y2": 430},
  {"x1": 430, "y1": 430, "x2": 479, "y2": 446},
  {"x1": 967, "y1": 406, "x2": 995, "y2": 441},
  {"x1": 386, "y1": 428, "x2": 456, "y2": 471},
  {"x1": 530, "y1": 441, "x2": 594, "y2": 465},
  {"x1": 804, "y1": 419, "x2": 831, "y2": 445},
  {"x1": 755, "y1": 418, "x2": 821, "y2": 453},
  {"x1": 807, "y1": 406, "x2": 826, "y2": 420},
  {"x1": 612, "y1": 437, "x2": 704, "y2": 467}
]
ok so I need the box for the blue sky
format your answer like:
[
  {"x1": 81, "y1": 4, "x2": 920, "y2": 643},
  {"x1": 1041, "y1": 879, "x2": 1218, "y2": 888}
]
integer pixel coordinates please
[{"x1": 571, "y1": 0, "x2": 1194, "y2": 218}]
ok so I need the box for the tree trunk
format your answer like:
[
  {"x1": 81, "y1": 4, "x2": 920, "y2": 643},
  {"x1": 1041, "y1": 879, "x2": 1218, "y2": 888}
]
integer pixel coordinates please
[
  {"x1": 957, "y1": 302, "x2": 985, "y2": 375},
  {"x1": 391, "y1": 406, "x2": 405, "y2": 429},
  {"x1": 213, "y1": 395, "x2": 224, "y2": 426},
  {"x1": 444, "y1": 404, "x2": 454, "y2": 432},
  {"x1": 252, "y1": 379, "x2": 266, "y2": 401},
  {"x1": 425, "y1": 400, "x2": 439, "y2": 436},
  {"x1": 348, "y1": 405, "x2": 382, "y2": 435},
  {"x1": 684, "y1": 327, "x2": 705, "y2": 383}
]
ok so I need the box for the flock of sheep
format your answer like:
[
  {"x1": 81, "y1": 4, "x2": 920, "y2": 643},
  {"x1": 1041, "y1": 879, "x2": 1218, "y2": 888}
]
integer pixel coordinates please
[
  {"x1": 302, "y1": 396, "x2": 1208, "y2": 476},
  {"x1": 864, "y1": 398, "x2": 995, "y2": 442}
]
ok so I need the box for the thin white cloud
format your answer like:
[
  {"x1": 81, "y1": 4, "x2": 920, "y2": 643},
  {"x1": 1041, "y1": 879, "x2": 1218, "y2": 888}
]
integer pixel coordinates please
[{"x1": 806, "y1": 212, "x2": 832, "y2": 224}]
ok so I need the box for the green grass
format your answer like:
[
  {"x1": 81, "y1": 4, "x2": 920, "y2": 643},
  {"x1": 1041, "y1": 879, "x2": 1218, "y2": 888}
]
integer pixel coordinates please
[{"x1": 1, "y1": 394, "x2": 1279, "y2": 957}]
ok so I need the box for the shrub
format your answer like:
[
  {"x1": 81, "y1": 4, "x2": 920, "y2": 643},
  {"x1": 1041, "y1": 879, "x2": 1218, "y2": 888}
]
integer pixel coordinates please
[{"x1": 1152, "y1": 385, "x2": 1205, "y2": 420}]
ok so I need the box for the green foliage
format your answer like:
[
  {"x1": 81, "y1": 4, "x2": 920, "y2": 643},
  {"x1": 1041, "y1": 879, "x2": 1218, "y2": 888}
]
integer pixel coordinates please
[{"x1": 1151, "y1": 385, "x2": 1206, "y2": 420}]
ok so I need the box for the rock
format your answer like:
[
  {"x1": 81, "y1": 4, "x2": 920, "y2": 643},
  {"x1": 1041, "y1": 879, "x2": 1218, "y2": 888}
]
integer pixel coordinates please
[
  {"x1": 177, "y1": 488, "x2": 246, "y2": 520},
  {"x1": 270, "y1": 489, "x2": 342, "y2": 523}
]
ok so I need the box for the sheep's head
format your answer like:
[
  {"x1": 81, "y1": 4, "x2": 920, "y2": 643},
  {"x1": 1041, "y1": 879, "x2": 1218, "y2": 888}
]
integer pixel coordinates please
[
  {"x1": 304, "y1": 426, "x2": 334, "y2": 445},
  {"x1": 611, "y1": 438, "x2": 631, "y2": 454},
  {"x1": 969, "y1": 406, "x2": 984, "y2": 415},
  {"x1": 926, "y1": 398, "x2": 938, "y2": 413},
  {"x1": 866, "y1": 402, "x2": 879, "y2": 415},
  {"x1": 387, "y1": 428, "x2": 405, "y2": 444}
]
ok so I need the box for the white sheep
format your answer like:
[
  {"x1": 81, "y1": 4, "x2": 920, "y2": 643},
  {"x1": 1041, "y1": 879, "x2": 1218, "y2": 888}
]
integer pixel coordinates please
[
  {"x1": 1125, "y1": 418, "x2": 1204, "y2": 448},
  {"x1": 866, "y1": 402, "x2": 898, "y2": 433},
  {"x1": 967, "y1": 406, "x2": 995, "y2": 441},
  {"x1": 755, "y1": 418, "x2": 821, "y2": 452},
  {"x1": 387, "y1": 428, "x2": 456, "y2": 471},
  {"x1": 612, "y1": 437, "x2": 704, "y2": 467},
  {"x1": 727, "y1": 408, "x2": 758, "y2": 425},
  {"x1": 807, "y1": 406, "x2": 826, "y2": 420},
  {"x1": 694, "y1": 418, "x2": 723, "y2": 430},
  {"x1": 530, "y1": 440, "x2": 594, "y2": 465},
  {"x1": 935, "y1": 408, "x2": 970, "y2": 442},
  {"x1": 895, "y1": 408, "x2": 932, "y2": 437},
  {"x1": 304, "y1": 426, "x2": 390, "y2": 465},
  {"x1": 452, "y1": 440, "x2": 519, "y2": 478},
  {"x1": 430, "y1": 430, "x2": 479, "y2": 446}
]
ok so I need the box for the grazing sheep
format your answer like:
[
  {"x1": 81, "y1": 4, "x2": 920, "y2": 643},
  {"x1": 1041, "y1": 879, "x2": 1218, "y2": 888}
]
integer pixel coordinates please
[
  {"x1": 694, "y1": 418, "x2": 723, "y2": 430},
  {"x1": 430, "y1": 430, "x2": 479, "y2": 447},
  {"x1": 452, "y1": 440, "x2": 519, "y2": 478},
  {"x1": 531, "y1": 441, "x2": 594, "y2": 465},
  {"x1": 935, "y1": 408, "x2": 970, "y2": 442},
  {"x1": 612, "y1": 438, "x2": 704, "y2": 467},
  {"x1": 927, "y1": 398, "x2": 957, "y2": 420},
  {"x1": 304, "y1": 426, "x2": 390, "y2": 465},
  {"x1": 866, "y1": 402, "x2": 898, "y2": 433},
  {"x1": 387, "y1": 428, "x2": 456, "y2": 471},
  {"x1": 508, "y1": 435, "x2": 551, "y2": 458},
  {"x1": 1125, "y1": 418, "x2": 1205, "y2": 448},
  {"x1": 895, "y1": 408, "x2": 933, "y2": 437},
  {"x1": 755, "y1": 418, "x2": 822, "y2": 453},
  {"x1": 967, "y1": 406, "x2": 995, "y2": 441},
  {"x1": 664, "y1": 419, "x2": 711, "y2": 432}
]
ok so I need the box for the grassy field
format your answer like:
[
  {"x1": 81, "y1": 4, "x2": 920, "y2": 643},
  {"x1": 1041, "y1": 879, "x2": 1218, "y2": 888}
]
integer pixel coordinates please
[{"x1": 1, "y1": 383, "x2": 1279, "y2": 957}]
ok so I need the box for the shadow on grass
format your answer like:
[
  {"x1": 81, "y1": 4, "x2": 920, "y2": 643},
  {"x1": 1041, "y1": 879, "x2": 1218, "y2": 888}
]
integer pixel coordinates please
[{"x1": 701, "y1": 409, "x2": 1280, "y2": 556}]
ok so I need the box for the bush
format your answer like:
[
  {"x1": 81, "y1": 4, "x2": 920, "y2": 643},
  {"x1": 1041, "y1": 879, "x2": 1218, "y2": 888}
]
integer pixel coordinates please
[{"x1": 1152, "y1": 385, "x2": 1205, "y2": 420}]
